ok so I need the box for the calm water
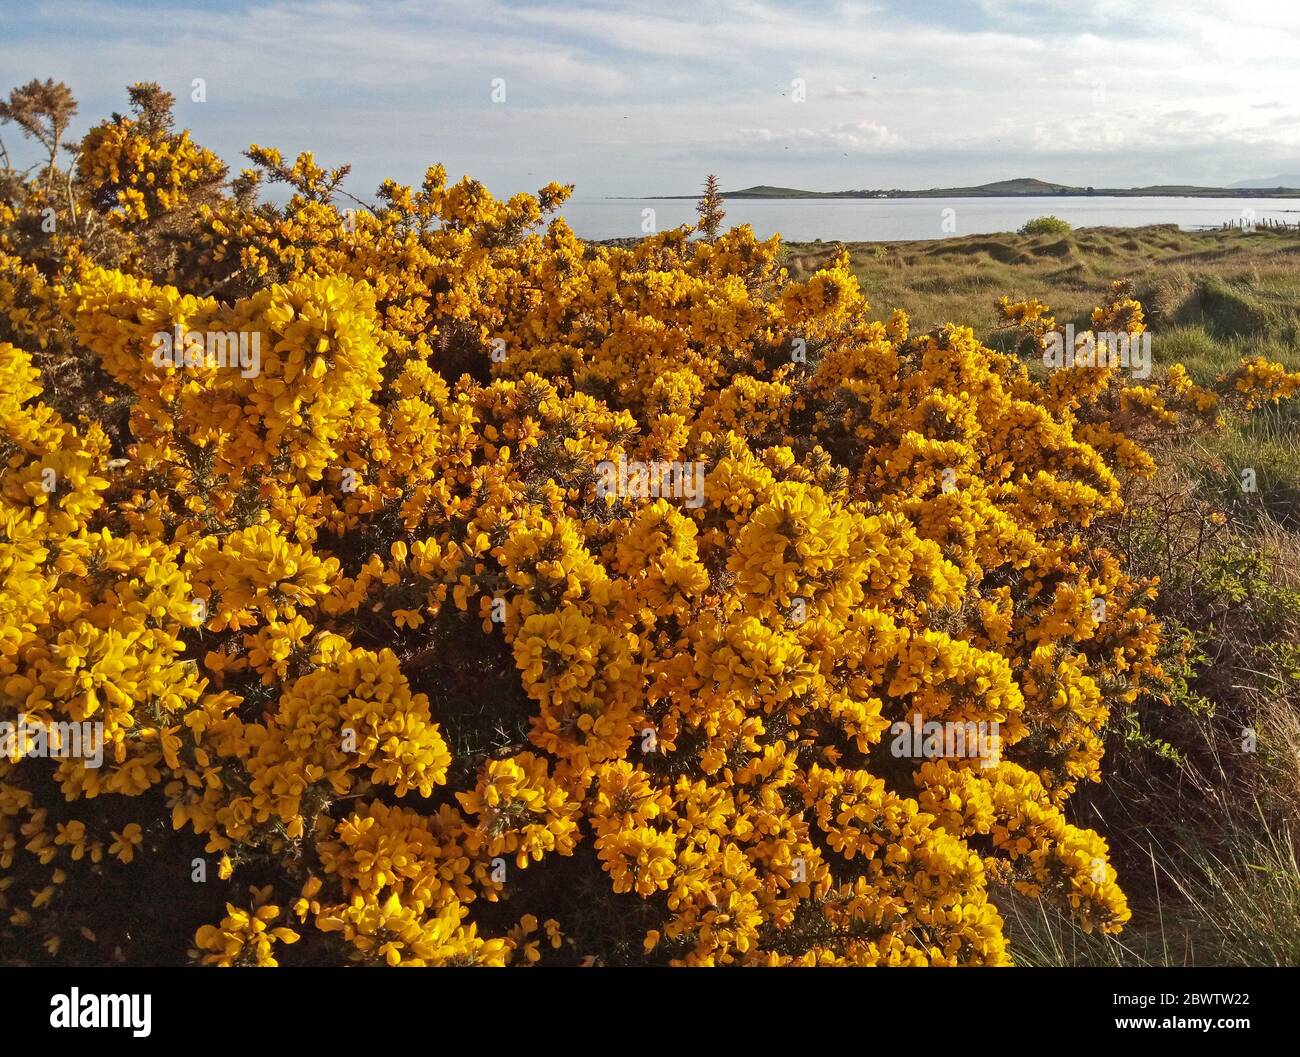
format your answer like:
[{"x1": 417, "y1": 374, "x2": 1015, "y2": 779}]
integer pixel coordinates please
[{"x1": 562, "y1": 196, "x2": 1300, "y2": 242}]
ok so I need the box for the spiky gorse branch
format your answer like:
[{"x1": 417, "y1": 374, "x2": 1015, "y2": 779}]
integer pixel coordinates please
[
  {"x1": 3, "y1": 83, "x2": 1300, "y2": 967},
  {"x1": 696, "y1": 174, "x2": 726, "y2": 243}
]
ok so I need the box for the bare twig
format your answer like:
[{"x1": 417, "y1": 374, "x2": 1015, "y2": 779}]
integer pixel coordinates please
[{"x1": 64, "y1": 147, "x2": 79, "y2": 227}]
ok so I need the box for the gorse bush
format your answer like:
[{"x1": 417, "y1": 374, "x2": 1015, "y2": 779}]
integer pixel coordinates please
[
  {"x1": 1020, "y1": 215, "x2": 1073, "y2": 236},
  {"x1": 3, "y1": 82, "x2": 1300, "y2": 966}
]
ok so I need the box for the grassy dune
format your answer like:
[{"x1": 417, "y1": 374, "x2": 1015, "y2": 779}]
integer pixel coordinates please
[
  {"x1": 787, "y1": 225, "x2": 1300, "y2": 964},
  {"x1": 788, "y1": 225, "x2": 1300, "y2": 366}
]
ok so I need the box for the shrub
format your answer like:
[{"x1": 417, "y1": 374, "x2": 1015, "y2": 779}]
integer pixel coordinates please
[
  {"x1": 1019, "y1": 215, "x2": 1073, "y2": 236},
  {"x1": 2, "y1": 83, "x2": 1299, "y2": 966}
]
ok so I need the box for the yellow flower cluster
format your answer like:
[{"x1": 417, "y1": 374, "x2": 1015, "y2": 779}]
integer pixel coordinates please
[
  {"x1": 192, "y1": 887, "x2": 299, "y2": 967},
  {"x1": 1229, "y1": 354, "x2": 1300, "y2": 408},
  {"x1": 78, "y1": 84, "x2": 226, "y2": 227}
]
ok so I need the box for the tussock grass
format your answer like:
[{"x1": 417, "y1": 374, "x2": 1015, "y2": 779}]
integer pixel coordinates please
[
  {"x1": 1006, "y1": 711, "x2": 1300, "y2": 968},
  {"x1": 787, "y1": 225, "x2": 1300, "y2": 338},
  {"x1": 1031, "y1": 457, "x2": 1300, "y2": 965}
]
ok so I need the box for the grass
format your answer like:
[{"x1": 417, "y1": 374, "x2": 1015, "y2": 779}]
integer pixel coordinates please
[
  {"x1": 784, "y1": 223, "x2": 1300, "y2": 966},
  {"x1": 1007, "y1": 704, "x2": 1300, "y2": 967},
  {"x1": 788, "y1": 224, "x2": 1300, "y2": 405},
  {"x1": 1156, "y1": 326, "x2": 1227, "y2": 384},
  {"x1": 1188, "y1": 405, "x2": 1300, "y2": 529},
  {"x1": 1001, "y1": 815, "x2": 1300, "y2": 967},
  {"x1": 784, "y1": 223, "x2": 1300, "y2": 342}
]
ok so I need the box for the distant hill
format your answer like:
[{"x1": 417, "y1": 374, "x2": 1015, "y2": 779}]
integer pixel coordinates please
[
  {"x1": 955, "y1": 178, "x2": 1079, "y2": 194},
  {"x1": 722, "y1": 185, "x2": 841, "y2": 198},
  {"x1": 631, "y1": 177, "x2": 1300, "y2": 200},
  {"x1": 1230, "y1": 175, "x2": 1300, "y2": 189},
  {"x1": 715, "y1": 178, "x2": 1083, "y2": 199}
]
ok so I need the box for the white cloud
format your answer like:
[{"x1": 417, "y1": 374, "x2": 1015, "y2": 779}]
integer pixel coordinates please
[
  {"x1": 0, "y1": 0, "x2": 1294, "y2": 196},
  {"x1": 738, "y1": 119, "x2": 900, "y2": 151}
]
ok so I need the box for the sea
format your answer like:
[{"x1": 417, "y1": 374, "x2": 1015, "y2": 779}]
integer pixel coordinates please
[{"x1": 559, "y1": 196, "x2": 1300, "y2": 243}]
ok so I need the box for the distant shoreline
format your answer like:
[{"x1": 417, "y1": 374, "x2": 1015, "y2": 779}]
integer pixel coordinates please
[
  {"x1": 590, "y1": 222, "x2": 1300, "y2": 248},
  {"x1": 615, "y1": 178, "x2": 1300, "y2": 201}
]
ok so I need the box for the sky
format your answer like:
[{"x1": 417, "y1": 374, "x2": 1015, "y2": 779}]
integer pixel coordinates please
[{"x1": 2, "y1": 0, "x2": 1299, "y2": 200}]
